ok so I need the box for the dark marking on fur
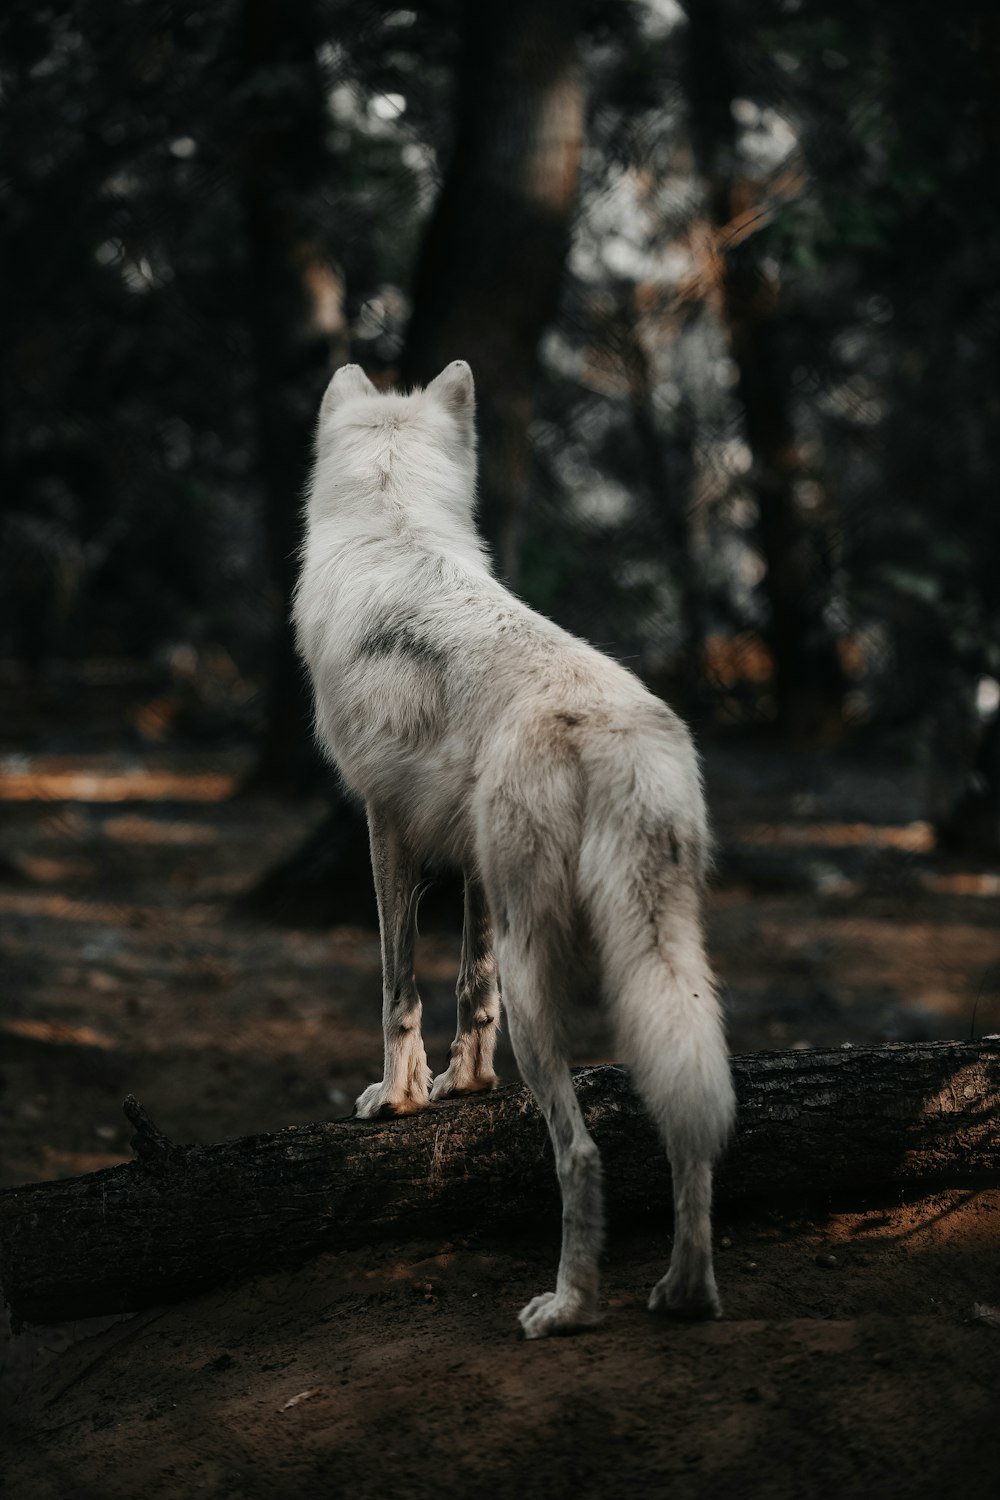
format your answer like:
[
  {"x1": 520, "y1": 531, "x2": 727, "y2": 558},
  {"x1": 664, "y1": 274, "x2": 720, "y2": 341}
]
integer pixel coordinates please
[
  {"x1": 357, "y1": 620, "x2": 445, "y2": 671},
  {"x1": 555, "y1": 711, "x2": 583, "y2": 728},
  {"x1": 631, "y1": 819, "x2": 693, "y2": 957}
]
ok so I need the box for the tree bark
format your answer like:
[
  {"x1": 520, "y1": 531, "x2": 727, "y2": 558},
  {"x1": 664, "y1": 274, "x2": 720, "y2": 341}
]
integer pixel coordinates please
[
  {"x1": 235, "y1": 0, "x2": 347, "y2": 790},
  {"x1": 2, "y1": 1041, "x2": 998, "y2": 1329},
  {"x1": 243, "y1": 0, "x2": 584, "y2": 908},
  {"x1": 682, "y1": 0, "x2": 847, "y2": 742},
  {"x1": 399, "y1": 0, "x2": 584, "y2": 578}
]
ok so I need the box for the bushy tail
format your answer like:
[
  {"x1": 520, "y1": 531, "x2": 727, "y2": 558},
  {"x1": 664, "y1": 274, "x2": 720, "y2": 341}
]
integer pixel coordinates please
[
  {"x1": 577, "y1": 734, "x2": 735, "y2": 1165},
  {"x1": 605, "y1": 906, "x2": 734, "y2": 1162}
]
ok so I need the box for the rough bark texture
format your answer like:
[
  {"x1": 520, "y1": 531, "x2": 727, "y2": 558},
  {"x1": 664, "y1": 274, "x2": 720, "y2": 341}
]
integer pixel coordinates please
[{"x1": 2, "y1": 1041, "x2": 998, "y2": 1329}]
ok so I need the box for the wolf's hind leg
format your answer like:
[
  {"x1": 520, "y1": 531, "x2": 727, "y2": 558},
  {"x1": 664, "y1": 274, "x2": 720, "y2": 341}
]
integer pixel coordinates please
[
  {"x1": 431, "y1": 875, "x2": 501, "y2": 1100},
  {"x1": 648, "y1": 1158, "x2": 720, "y2": 1319},
  {"x1": 355, "y1": 804, "x2": 431, "y2": 1118},
  {"x1": 497, "y1": 932, "x2": 604, "y2": 1339},
  {"x1": 600, "y1": 898, "x2": 733, "y2": 1321}
]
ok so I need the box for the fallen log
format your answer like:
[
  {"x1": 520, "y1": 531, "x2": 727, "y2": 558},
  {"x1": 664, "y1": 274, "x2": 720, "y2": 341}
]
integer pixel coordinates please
[{"x1": 2, "y1": 1040, "x2": 998, "y2": 1329}]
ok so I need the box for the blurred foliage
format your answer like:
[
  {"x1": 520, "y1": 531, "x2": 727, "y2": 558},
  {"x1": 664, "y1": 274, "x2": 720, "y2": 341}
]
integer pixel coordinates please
[
  {"x1": 1, "y1": 0, "x2": 998, "y2": 793},
  {"x1": 0, "y1": 0, "x2": 446, "y2": 669}
]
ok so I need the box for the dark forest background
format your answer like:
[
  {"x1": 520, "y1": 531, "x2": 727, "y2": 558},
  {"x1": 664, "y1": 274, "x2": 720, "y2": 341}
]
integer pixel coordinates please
[{"x1": 2, "y1": 0, "x2": 999, "y2": 868}]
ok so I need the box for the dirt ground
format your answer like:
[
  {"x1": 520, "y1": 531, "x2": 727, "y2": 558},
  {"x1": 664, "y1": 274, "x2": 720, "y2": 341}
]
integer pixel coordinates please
[
  {"x1": 3, "y1": 1191, "x2": 1000, "y2": 1500},
  {"x1": 2, "y1": 723, "x2": 1000, "y2": 1497}
]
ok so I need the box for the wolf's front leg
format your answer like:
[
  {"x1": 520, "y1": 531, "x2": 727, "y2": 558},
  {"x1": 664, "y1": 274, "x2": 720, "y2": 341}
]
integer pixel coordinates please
[
  {"x1": 355, "y1": 805, "x2": 432, "y2": 1118},
  {"x1": 431, "y1": 875, "x2": 501, "y2": 1100}
]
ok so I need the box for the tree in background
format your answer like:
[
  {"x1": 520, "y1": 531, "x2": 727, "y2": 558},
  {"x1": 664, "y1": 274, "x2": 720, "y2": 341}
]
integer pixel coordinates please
[
  {"x1": 231, "y1": 0, "x2": 345, "y2": 786},
  {"x1": 0, "y1": 0, "x2": 443, "y2": 760},
  {"x1": 400, "y1": 0, "x2": 584, "y2": 578},
  {"x1": 752, "y1": 0, "x2": 1000, "y2": 842},
  {"x1": 1, "y1": 0, "x2": 998, "y2": 860},
  {"x1": 245, "y1": 0, "x2": 589, "y2": 915},
  {"x1": 681, "y1": 0, "x2": 848, "y2": 743}
]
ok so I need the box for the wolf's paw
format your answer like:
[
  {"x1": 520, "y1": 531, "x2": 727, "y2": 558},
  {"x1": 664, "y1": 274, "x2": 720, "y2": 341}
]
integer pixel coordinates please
[
  {"x1": 354, "y1": 1072, "x2": 430, "y2": 1119},
  {"x1": 518, "y1": 1290, "x2": 602, "y2": 1340},
  {"x1": 648, "y1": 1270, "x2": 722, "y2": 1321},
  {"x1": 430, "y1": 1062, "x2": 499, "y2": 1101}
]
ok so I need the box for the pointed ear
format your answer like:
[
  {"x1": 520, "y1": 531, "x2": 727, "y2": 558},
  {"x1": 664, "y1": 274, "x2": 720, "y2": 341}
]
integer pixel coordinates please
[
  {"x1": 320, "y1": 363, "x2": 377, "y2": 419},
  {"x1": 427, "y1": 360, "x2": 475, "y2": 426}
]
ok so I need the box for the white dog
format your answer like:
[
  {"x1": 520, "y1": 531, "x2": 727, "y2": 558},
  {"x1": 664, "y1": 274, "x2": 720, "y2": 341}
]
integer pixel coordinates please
[{"x1": 293, "y1": 361, "x2": 735, "y2": 1338}]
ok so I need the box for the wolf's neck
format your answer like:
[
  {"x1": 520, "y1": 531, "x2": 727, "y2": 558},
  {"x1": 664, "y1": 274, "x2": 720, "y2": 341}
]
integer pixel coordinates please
[
  {"x1": 310, "y1": 490, "x2": 491, "y2": 577},
  {"x1": 308, "y1": 441, "x2": 487, "y2": 567}
]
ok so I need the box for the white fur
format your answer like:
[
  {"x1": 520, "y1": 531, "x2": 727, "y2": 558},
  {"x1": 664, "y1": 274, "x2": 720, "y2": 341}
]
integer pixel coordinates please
[{"x1": 294, "y1": 360, "x2": 736, "y2": 1336}]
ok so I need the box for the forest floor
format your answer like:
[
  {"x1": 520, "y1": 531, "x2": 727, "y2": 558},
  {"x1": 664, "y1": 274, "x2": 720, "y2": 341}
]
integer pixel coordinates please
[{"x1": 2, "y1": 701, "x2": 1000, "y2": 1496}]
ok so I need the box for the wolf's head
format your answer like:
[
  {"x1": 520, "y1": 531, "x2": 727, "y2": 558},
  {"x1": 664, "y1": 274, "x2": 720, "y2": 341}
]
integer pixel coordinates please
[
  {"x1": 317, "y1": 363, "x2": 476, "y2": 480},
  {"x1": 319, "y1": 361, "x2": 474, "y2": 438},
  {"x1": 308, "y1": 362, "x2": 480, "y2": 547}
]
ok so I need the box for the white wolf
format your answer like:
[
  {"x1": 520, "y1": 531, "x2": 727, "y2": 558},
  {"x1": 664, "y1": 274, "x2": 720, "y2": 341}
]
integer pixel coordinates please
[{"x1": 293, "y1": 361, "x2": 735, "y2": 1338}]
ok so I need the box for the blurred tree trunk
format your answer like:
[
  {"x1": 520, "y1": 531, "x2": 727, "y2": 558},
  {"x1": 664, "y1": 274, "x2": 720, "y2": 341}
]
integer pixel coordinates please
[
  {"x1": 235, "y1": 0, "x2": 347, "y2": 789},
  {"x1": 244, "y1": 0, "x2": 583, "y2": 919},
  {"x1": 940, "y1": 11, "x2": 1000, "y2": 856},
  {"x1": 955, "y1": 12, "x2": 1000, "y2": 855},
  {"x1": 617, "y1": 307, "x2": 704, "y2": 712},
  {"x1": 886, "y1": 10, "x2": 1000, "y2": 856},
  {"x1": 683, "y1": 0, "x2": 846, "y2": 743},
  {"x1": 399, "y1": 0, "x2": 584, "y2": 579},
  {"x1": 935, "y1": 704, "x2": 1000, "y2": 858}
]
